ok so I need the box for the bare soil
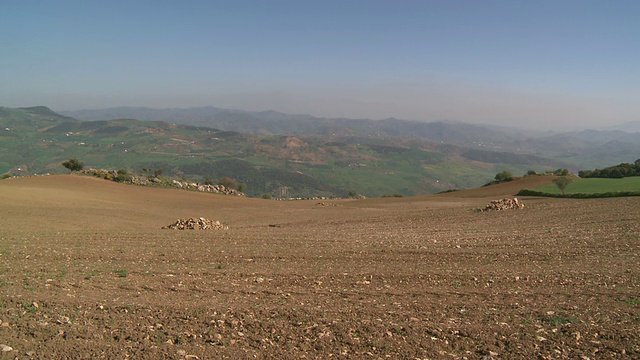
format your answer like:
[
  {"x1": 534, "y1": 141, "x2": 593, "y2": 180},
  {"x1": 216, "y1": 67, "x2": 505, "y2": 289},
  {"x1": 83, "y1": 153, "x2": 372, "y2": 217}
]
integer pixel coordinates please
[{"x1": 0, "y1": 175, "x2": 638, "y2": 359}]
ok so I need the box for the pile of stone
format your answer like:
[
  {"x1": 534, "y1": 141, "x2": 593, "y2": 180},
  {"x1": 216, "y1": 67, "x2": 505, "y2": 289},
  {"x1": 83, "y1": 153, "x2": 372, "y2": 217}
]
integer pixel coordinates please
[
  {"x1": 480, "y1": 198, "x2": 524, "y2": 212},
  {"x1": 315, "y1": 202, "x2": 341, "y2": 207},
  {"x1": 162, "y1": 217, "x2": 227, "y2": 230},
  {"x1": 171, "y1": 180, "x2": 244, "y2": 196}
]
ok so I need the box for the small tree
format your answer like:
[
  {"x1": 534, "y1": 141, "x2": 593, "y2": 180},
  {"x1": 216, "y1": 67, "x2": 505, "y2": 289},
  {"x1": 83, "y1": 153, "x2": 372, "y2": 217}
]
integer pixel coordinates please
[
  {"x1": 62, "y1": 158, "x2": 84, "y2": 172},
  {"x1": 494, "y1": 170, "x2": 513, "y2": 183},
  {"x1": 553, "y1": 176, "x2": 572, "y2": 195},
  {"x1": 218, "y1": 176, "x2": 239, "y2": 190}
]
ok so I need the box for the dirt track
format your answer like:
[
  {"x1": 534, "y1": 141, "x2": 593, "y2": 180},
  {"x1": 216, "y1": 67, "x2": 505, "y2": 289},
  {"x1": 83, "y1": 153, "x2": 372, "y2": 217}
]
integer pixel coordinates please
[{"x1": 0, "y1": 175, "x2": 638, "y2": 359}]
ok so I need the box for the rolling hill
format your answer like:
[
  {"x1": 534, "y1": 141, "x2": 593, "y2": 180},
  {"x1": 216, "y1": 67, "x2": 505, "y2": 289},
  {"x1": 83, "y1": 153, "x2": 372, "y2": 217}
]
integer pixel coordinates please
[{"x1": 2, "y1": 106, "x2": 638, "y2": 198}]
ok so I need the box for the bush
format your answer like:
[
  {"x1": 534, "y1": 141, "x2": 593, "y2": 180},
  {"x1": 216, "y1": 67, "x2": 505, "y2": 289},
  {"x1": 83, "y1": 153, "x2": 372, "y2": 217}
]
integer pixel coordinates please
[
  {"x1": 1, "y1": 173, "x2": 12, "y2": 179},
  {"x1": 218, "y1": 176, "x2": 239, "y2": 190},
  {"x1": 494, "y1": 170, "x2": 514, "y2": 183},
  {"x1": 115, "y1": 169, "x2": 132, "y2": 182},
  {"x1": 262, "y1": 193, "x2": 272, "y2": 199},
  {"x1": 62, "y1": 158, "x2": 84, "y2": 172}
]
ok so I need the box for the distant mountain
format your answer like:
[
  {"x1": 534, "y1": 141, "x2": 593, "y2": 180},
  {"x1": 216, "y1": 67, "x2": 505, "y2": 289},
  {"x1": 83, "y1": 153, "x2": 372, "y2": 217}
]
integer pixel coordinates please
[
  {"x1": 4, "y1": 106, "x2": 638, "y2": 197},
  {"x1": 2, "y1": 106, "x2": 580, "y2": 197},
  {"x1": 602, "y1": 121, "x2": 640, "y2": 133},
  {"x1": 61, "y1": 106, "x2": 640, "y2": 169},
  {"x1": 60, "y1": 106, "x2": 530, "y2": 147}
]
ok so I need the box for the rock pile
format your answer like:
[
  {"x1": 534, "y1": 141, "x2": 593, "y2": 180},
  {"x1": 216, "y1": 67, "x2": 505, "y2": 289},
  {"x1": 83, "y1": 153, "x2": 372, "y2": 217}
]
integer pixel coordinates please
[
  {"x1": 480, "y1": 198, "x2": 524, "y2": 212},
  {"x1": 171, "y1": 180, "x2": 244, "y2": 196},
  {"x1": 315, "y1": 202, "x2": 341, "y2": 207},
  {"x1": 162, "y1": 217, "x2": 227, "y2": 230}
]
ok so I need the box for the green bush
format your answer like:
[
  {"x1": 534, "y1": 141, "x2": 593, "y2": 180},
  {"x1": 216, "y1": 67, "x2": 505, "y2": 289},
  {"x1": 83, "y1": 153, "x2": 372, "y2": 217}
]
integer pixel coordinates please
[
  {"x1": 62, "y1": 158, "x2": 84, "y2": 172},
  {"x1": 494, "y1": 170, "x2": 514, "y2": 182},
  {"x1": 115, "y1": 169, "x2": 132, "y2": 182}
]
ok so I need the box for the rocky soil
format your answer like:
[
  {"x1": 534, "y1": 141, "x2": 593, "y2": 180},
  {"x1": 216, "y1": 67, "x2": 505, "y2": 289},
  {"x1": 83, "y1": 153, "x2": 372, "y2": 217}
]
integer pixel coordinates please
[{"x1": 0, "y1": 175, "x2": 638, "y2": 359}]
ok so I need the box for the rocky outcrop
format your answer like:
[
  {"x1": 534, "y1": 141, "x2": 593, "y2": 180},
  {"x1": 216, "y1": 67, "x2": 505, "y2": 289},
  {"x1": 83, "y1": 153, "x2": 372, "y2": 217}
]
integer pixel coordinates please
[
  {"x1": 162, "y1": 217, "x2": 227, "y2": 230},
  {"x1": 79, "y1": 168, "x2": 244, "y2": 196},
  {"x1": 170, "y1": 180, "x2": 243, "y2": 196}
]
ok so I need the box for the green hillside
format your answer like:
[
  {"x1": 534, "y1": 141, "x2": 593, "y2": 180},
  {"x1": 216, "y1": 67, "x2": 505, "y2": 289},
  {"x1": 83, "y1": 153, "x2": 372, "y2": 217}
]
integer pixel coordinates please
[
  {"x1": 529, "y1": 177, "x2": 640, "y2": 195},
  {"x1": 1, "y1": 106, "x2": 572, "y2": 197}
]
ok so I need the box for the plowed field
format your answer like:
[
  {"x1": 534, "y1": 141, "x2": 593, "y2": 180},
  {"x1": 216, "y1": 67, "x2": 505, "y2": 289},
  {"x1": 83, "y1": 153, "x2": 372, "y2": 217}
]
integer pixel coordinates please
[{"x1": 1, "y1": 175, "x2": 638, "y2": 359}]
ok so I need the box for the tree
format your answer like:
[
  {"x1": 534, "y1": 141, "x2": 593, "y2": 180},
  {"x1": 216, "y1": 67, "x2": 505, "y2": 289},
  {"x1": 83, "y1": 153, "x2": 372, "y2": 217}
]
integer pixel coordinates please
[
  {"x1": 494, "y1": 170, "x2": 513, "y2": 183},
  {"x1": 62, "y1": 158, "x2": 84, "y2": 172},
  {"x1": 218, "y1": 176, "x2": 239, "y2": 190},
  {"x1": 553, "y1": 176, "x2": 572, "y2": 195}
]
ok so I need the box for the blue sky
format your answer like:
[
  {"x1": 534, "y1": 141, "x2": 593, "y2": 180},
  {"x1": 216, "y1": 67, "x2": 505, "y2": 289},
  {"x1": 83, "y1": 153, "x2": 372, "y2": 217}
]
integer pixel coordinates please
[{"x1": 1, "y1": 0, "x2": 639, "y2": 130}]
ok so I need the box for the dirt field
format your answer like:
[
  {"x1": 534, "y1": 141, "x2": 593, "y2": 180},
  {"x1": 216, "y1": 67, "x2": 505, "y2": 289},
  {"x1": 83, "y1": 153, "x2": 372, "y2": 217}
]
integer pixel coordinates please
[{"x1": 1, "y1": 175, "x2": 638, "y2": 359}]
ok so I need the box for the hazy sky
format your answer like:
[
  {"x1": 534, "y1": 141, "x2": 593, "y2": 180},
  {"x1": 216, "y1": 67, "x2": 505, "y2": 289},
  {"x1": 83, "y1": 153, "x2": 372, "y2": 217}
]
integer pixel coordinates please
[{"x1": 2, "y1": 1, "x2": 639, "y2": 130}]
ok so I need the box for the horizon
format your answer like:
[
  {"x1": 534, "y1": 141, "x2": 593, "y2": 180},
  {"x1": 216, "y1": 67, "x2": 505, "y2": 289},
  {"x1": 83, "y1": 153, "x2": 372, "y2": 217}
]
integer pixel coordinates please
[
  {"x1": 49, "y1": 104, "x2": 638, "y2": 133},
  {"x1": 2, "y1": 1, "x2": 639, "y2": 132}
]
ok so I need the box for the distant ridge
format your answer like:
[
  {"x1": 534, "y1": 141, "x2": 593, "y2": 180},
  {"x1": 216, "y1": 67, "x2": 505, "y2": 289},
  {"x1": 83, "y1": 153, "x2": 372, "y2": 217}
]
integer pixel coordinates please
[{"x1": 3, "y1": 105, "x2": 638, "y2": 197}]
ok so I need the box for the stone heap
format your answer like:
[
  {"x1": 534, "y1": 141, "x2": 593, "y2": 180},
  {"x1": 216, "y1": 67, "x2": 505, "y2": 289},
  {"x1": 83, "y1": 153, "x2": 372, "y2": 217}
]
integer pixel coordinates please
[
  {"x1": 315, "y1": 202, "x2": 341, "y2": 207},
  {"x1": 171, "y1": 180, "x2": 244, "y2": 196},
  {"x1": 162, "y1": 217, "x2": 227, "y2": 230},
  {"x1": 480, "y1": 198, "x2": 524, "y2": 212}
]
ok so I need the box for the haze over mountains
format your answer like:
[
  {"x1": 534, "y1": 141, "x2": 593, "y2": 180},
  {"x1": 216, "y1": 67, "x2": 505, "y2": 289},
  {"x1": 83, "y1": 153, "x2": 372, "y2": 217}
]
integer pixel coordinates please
[
  {"x1": 61, "y1": 106, "x2": 640, "y2": 163},
  {"x1": 2, "y1": 105, "x2": 639, "y2": 198}
]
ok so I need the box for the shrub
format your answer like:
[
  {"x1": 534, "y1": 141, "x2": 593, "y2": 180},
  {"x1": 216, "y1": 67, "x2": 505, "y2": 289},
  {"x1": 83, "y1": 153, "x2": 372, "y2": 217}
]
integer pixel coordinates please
[
  {"x1": 1, "y1": 173, "x2": 11, "y2": 179},
  {"x1": 494, "y1": 170, "x2": 514, "y2": 183},
  {"x1": 115, "y1": 169, "x2": 132, "y2": 182},
  {"x1": 62, "y1": 158, "x2": 84, "y2": 172},
  {"x1": 262, "y1": 193, "x2": 272, "y2": 199},
  {"x1": 218, "y1": 176, "x2": 239, "y2": 190}
]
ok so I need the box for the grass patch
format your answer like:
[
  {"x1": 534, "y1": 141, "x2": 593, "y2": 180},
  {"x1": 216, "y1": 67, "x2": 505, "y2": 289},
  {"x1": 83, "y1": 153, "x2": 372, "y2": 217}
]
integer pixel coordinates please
[
  {"x1": 520, "y1": 177, "x2": 640, "y2": 197},
  {"x1": 114, "y1": 269, "x2": 129, "y2": 278},
  {"x1": 84, "y1": 270, "x2": 100, "y2": 280},
  {"x1": 22, "y1": 302, "x2": 38, "y2": 313},
  {"x1": 623, "y1": 298, "x2": 639, "y2": 305},
  {"x1": 542, "y1": 315, "x2": 577, "y2": 326}
]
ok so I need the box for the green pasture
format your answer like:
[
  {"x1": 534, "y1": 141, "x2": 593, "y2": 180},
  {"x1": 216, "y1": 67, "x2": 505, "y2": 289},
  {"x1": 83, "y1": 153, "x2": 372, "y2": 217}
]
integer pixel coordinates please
[{"x1": 531, "y1": 177, "x2": 640, "y2": 195}]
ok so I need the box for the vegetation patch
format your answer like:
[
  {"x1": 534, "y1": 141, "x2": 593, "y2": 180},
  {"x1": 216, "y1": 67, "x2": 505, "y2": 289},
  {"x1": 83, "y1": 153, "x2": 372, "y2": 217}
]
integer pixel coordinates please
[{"x1": 518, "y1": 176, "x2": 640, "y2": 198}]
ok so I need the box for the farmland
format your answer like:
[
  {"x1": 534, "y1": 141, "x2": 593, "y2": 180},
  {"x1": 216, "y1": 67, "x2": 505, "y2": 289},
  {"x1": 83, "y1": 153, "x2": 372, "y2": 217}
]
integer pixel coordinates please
[
  {"x1": 529, "y1": 176, "x2": 640, "y2": 195},
  {"x1": 0, "y1": 175, "x2": 638, "y2": 358}
]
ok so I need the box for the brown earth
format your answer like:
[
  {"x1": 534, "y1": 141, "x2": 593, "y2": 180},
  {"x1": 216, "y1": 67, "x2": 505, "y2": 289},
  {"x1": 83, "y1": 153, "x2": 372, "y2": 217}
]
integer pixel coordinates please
[{"x1": 0, "y1": 175, "x2": 638, "y2": 359}]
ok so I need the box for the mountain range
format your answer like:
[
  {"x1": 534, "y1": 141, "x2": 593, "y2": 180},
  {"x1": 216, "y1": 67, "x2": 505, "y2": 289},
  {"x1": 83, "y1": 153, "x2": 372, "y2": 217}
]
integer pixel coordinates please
[{"x1": 2, "y1": 105, "x2": 639, "y2": 197}]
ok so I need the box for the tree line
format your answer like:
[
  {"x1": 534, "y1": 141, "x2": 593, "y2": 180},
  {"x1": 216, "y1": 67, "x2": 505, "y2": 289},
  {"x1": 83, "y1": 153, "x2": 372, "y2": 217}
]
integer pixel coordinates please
[{"x1": 578, "y1": 159, "x2": 640, "y2": 179}]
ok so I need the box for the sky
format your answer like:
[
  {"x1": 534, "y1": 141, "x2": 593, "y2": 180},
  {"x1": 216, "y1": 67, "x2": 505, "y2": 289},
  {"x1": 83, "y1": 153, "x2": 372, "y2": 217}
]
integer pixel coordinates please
[{"x1": 1, "y1": 0, "x2": 639, "y2": 130}]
